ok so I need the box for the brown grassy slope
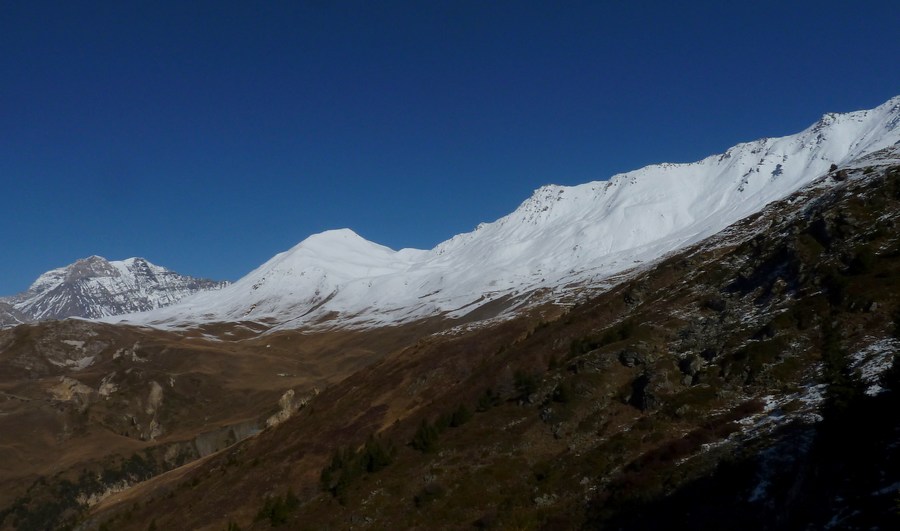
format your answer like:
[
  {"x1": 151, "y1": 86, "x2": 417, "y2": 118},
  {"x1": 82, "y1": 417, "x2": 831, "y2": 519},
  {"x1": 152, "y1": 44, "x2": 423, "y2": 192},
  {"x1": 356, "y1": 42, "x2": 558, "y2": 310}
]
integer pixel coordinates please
[{"x1": 0, "y1": 317, "x2": 450, "y2": 518}]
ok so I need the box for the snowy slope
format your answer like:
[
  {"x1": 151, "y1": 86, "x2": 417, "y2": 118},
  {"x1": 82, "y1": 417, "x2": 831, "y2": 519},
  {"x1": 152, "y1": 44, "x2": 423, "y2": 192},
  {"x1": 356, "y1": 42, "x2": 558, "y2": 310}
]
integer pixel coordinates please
[
  {"x1": 2, "y1": 256, "x2": 228, "y2": 322},
  {"x1": 115, "y1": 96, "x2": 900, "y2": 330}
]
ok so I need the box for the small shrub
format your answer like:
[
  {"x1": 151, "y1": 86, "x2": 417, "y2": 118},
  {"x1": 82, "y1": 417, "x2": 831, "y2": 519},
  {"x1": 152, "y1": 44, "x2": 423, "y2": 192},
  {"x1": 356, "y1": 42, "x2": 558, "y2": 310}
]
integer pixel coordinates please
[
  {"x1": 362, "y1": 436, "x2": 395, "y2": 473},
  {"x1": 822, "y1": 269, "x2": 849, "y2": 305},
  {"x1": 848, "y1": 246, "x2": 877, "y2": 275},
  {"x1": 820, "y1": 319, "x2": 863, "y2": 417},
  {"x1": 435, "y1": 412, "x2": 452, "y2": 431},
  {"x1": 477, "y1": 388, "x2": 501, "y2": 412},
  {"x1": 552, "y1": 381, "x2": 573, "y2": 404},
  {"x1": 254, "y1": 489, "x2": 298, "y2": 526},
  {"x1": 450, "y1": 404, "x2": 472, "y2": 427},
  {"x1": 413, "y1": 482, "x2": 446, "y2": 507},
  {"x1": 411, "y1": 419, "x2": 440, "y2": 453},
  {"x1": 321, "y1": 446, "x2": 365, "y2": 502},
  {"x1": 513, "y1": 370, "x2": 539, "y2": 400},
  {"x1": 548, "y1": 354, "x2": 560, "y2": 370},
  {"x1": 791, "y1": 304, "x2": 819, "y2": 330},
  {"x1": 474, "y1": 509, "x2": 498, "y2": 528},
  {"x1": 702, "y1": 297, "x2": 727, "y2": 313},
  {"x1": 570, "y1": 337, "x2": 595, "y2": 356}
]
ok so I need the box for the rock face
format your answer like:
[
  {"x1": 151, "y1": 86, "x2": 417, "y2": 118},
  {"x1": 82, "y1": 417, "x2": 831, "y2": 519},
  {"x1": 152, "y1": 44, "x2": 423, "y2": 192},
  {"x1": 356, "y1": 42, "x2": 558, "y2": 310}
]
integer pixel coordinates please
[{"x1": 1, "y1": 256, "x2": 227, "y2": 324}]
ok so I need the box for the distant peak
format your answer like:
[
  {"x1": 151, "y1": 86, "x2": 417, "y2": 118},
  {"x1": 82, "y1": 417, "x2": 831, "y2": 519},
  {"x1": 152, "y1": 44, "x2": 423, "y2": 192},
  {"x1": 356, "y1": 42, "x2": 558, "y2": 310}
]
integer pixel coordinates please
[
  {"x1": 309, "y1": 228, "x2": 363, "y2": 240},
  {"x1": 75, "y1": 256, "x2": 155, "y2": 270},
  {"x1": 295, "y1": 228, "x2": 369, "y2": 247},
  {"x1": 283, "y1": 228, "x2": 397, "y2": 258}
]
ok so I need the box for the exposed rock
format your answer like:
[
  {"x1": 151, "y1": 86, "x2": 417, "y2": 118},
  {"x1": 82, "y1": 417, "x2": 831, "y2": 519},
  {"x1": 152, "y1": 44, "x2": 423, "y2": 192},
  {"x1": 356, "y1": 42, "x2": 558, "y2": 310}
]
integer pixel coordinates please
[
  {"x1": 679, "y1": 355, "x2": 704, "y2": 376},
  {"x1": 619, "y1": 350, "x2": 645, "y2": 367},
  {"x1": 76, "y1": 480, "x2": 135, "y2": 508},
  {"x1": 148, "y1": 419, "x2": 163, "y2": 441},
  {"x1": 48, "y1": 376, "x2": 95, "y2": 412},
  {"x1": 145, "y1": 381, "x2": 163, "y2": 416},
  {"x1": 98, "y1": 372, "x2": 118, "y2": 398},
  {"x1": 628, "y1": 366, "x2": 676, "y2": 411},
  {"x1": 265, "y1": 387, "x2": 319, "y2": 428}
]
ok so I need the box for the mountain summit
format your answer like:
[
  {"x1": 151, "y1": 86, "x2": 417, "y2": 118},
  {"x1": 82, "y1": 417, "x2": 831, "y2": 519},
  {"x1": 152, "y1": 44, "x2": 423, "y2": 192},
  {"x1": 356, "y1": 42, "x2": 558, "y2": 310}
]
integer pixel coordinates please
[
  {"x1": 116, "y1": 96, "x2": 900, "y2": 330},
  {"x1": 1, "y1": 256, "x2": 227, "y2": 323}
]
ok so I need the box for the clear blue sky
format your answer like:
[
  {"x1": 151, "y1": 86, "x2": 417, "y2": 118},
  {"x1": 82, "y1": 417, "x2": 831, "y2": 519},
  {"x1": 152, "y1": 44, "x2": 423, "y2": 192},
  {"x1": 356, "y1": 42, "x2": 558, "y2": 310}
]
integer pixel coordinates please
[{"x1": 2, "y1": 1, "x2": 898, "y2": 294}]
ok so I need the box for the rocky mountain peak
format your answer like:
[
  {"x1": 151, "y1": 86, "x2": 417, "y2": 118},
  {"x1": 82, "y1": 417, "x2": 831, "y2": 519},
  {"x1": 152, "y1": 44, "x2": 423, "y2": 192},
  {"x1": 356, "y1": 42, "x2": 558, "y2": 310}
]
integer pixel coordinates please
[
  {"x1": 1, "y1": 257, "x2": 228, "y2": 325},
  {"x1": 64, "y1": 256, "x2": 118, "y2": 282}
]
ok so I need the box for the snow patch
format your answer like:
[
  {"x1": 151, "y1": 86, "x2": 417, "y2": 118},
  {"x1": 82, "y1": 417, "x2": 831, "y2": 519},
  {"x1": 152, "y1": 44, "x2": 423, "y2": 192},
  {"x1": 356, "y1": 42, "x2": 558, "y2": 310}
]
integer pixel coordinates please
[
  {"x1": 850, "y1": 337, "x2": 898, "y2": 396},
  {"x1": 735, "y1": 380, "x2": 827, "y2": 442}
]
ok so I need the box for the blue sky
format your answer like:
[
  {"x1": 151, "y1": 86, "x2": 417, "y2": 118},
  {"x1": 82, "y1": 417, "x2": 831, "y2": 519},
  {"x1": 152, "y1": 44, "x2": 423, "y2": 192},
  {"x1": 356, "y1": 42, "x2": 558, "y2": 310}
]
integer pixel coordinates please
[{"x1": 1, "y1": 1, "x2": 899, "y2": 294}]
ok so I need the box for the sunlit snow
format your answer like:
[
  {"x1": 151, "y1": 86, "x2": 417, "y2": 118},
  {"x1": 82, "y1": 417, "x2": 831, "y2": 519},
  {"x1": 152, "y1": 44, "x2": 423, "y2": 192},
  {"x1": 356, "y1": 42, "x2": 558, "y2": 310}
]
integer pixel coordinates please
[{"x1": 107, "y1": 97, "x2": 900, "y2": 331}]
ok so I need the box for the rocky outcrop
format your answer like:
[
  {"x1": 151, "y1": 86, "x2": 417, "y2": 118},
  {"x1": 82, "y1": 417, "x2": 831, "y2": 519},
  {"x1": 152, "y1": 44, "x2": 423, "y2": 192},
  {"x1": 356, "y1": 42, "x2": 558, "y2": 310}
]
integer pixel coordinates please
[
  {"x1": 265, "y1": 387, "x2": 320, "y2": 428},
  {"x1": 48, "y1": 376, "x2": 95, "y2": 412}
]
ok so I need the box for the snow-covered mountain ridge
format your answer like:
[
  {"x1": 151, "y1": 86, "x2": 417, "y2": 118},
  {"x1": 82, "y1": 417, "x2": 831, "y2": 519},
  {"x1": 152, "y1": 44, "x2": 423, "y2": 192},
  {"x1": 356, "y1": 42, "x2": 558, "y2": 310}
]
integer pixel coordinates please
[
  {"x1": 1, "y1": 256, "x2": 228, "y2": 323},
  {"x1": 116, "y1": 96, "x2": 900, "y2": 330}
]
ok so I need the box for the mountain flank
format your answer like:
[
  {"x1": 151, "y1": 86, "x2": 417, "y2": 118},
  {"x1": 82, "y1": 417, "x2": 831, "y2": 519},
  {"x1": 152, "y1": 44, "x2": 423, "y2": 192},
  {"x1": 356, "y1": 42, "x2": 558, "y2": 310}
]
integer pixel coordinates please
[{"x1": 67, "y1": 154, "x2": 900, "y2": 530}]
